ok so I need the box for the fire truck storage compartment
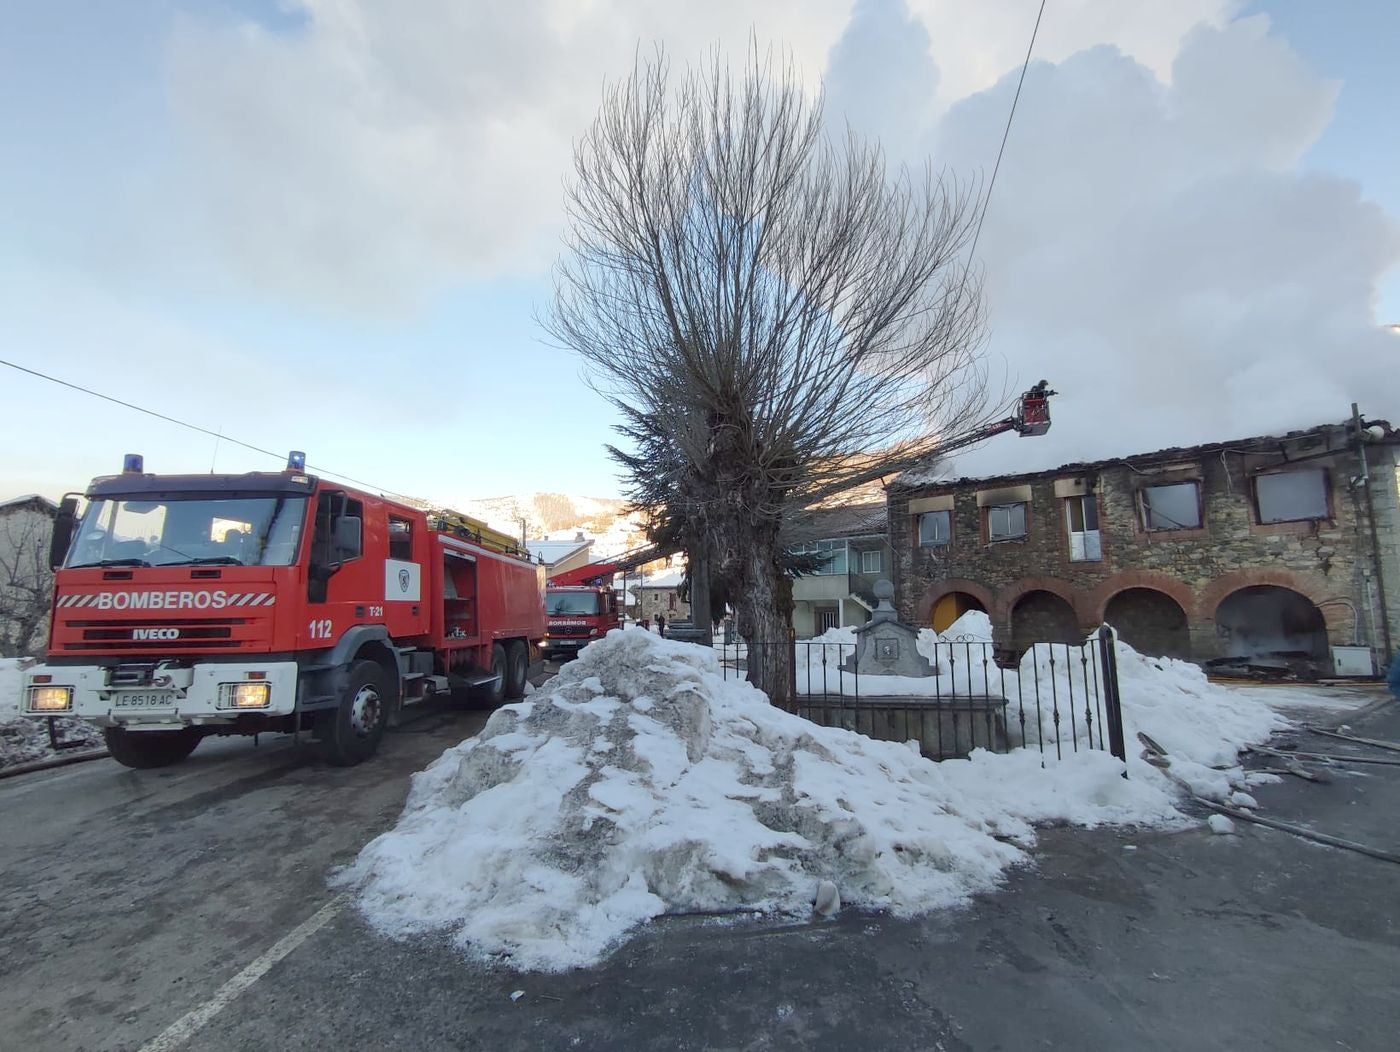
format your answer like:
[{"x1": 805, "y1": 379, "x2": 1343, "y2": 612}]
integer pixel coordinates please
[{"x1": 443, "y1": 549, "x2": 478, "y2": 645}]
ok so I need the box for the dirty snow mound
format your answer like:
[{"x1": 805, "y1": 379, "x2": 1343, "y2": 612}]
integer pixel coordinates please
[{"x1": 340, "y1": 629, "x2": 1194, "y2": 971}]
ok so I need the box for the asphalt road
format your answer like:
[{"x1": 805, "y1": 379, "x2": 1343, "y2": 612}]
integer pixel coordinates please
[{"x1": 2, "y1": 689, "x2": 1397, "y2": 1052}]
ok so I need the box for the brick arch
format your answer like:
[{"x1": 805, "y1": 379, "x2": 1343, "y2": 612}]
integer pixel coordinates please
[
  {"x1": 1087, "y1": 571, "x2": 1198, "y2": 623},
  {"x1": 915, "y1": 579, "x2": 997, "y2": 625},
  {"x1": 999, "y1": 576, "x2": 1090, "y2": 625},
  {"x1": 1199, "y1": 570, "x2": 1327, "y2": 619},
  {"x1": 1198, "y1": 569, "x2": 1347, "y2": 634}
]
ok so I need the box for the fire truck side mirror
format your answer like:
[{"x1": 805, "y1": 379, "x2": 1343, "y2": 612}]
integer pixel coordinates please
[
  {"x1": 331, "y1": 516, "x2": 362, "y2": 564},
  {"x1": 49, "y1": 497, "x2": 79, "y2": 571}
]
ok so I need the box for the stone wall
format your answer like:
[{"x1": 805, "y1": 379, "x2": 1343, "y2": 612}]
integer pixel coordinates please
[{"x1": 889, "y1": 429, "x2": 1398, "y2": 668}]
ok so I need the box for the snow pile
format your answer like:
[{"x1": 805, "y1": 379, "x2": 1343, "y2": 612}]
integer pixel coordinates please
[
  {"x1": 796, "y1": 612, "x2": 1284, "y2": 799},
  {"x1": 0, "y1": 658, "x2": 103, "y2": 769},
  {"x1": 340, "y1": 625, "x2": 1271, "y2": 971}
]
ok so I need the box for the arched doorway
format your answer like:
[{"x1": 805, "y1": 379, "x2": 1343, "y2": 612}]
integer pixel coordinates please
[
  {"x1": 1215, "y1": 586, "x2": 1327, "y2": 665},
  {"x1": 931, "y1": 592, "x2": 987, "y2": 633},
  {"x1": 1104, "y1": 588, "x2": 1191, "y2": 659},
  {"x1": 1010, "y1": 590, "x2": 1080, "y2": 654}
]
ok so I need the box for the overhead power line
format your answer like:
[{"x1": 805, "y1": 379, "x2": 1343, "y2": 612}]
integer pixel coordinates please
[
  {"x1": 0, "y1": 356, "x2": 421, "y2": 501},
  {"x1": 966, "y1": 0, "x2": 1047, "y2": 265}
]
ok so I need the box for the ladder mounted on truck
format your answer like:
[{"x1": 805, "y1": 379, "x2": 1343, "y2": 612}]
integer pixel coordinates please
[
  {"x1": 427, "y1": 508, "x2": 531, "y2": 560},
  {"x1": 549, "y1": 543, "x2": 678, "y2": 587}
]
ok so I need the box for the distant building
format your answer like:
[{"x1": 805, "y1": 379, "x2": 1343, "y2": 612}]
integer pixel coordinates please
[
  {"x1": 0, "y1": 495, "x2": 58, "y2": 657},
  {"x1": 634, "y1": 570, "x2": 690, "y2": 623},
  {"x1": 888, "y1": 418, "x2": 1400, "y2": 675},
  {"x1": 788, "y1": 504, "x2": 891, "y2": 637},
  {"x1": 527, "y1": 534, "x2": 595, "y2": 580}
]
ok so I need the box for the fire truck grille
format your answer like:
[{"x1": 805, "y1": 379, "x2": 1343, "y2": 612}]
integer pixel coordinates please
[{"x1": 59, "y1": 617, "x2": 254, "y2": 652}]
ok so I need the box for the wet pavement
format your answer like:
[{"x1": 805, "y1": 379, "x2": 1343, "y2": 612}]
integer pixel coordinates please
[{"x1": 2, "y1": 683, "x2": 1396, "y2": 1051}]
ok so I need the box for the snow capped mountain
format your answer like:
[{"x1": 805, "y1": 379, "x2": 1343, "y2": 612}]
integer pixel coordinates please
[{"x1": 456, "y1": 493, "x2": 645, "y2": 558}]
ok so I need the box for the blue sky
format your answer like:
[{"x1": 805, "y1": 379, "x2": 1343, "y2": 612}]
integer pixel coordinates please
[{"x1": 2, "y1": 0, "x2": 1396, "y2": 505}]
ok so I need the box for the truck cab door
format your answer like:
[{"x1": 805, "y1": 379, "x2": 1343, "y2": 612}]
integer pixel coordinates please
[
  {"x1": 383, "y1": 514, "x2": 430, "y2": 639},
  {"x1": 304, "y1": 490, "x2": 366, "y2": 648}
]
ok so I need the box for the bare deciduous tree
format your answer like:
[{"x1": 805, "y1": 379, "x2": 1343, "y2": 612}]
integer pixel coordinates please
[
  {"x1": 0, "y1": 505, "x2": 55, "y2": 658},
  {"x1": 550, "y1": 47, "x2": 993, "y2": 705}
]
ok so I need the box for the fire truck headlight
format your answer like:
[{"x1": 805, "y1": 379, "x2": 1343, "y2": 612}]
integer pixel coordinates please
[
  {"x1": 28, "y1": 686, "x2": 74, "y2": 712},
  {"x1": 589, "y1": 628, "x2": 599, "y2": 636},
  {"x1": 219, "y1": 682, "x2": 271, "y2": 709}
]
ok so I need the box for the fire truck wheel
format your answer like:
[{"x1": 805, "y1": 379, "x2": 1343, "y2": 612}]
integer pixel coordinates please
[
  {"x1": 103, "y1": 726, "x2": 202, "y2": 769},
  {"x1": 479, "y1": 643, "x2": 509, "y2": 707},
  {"x1": 322, "y1": 660, "x2": 389, "y2": 766},
  {"x1": 505, "y1": 640, "x2": 529, "y2": 700}
]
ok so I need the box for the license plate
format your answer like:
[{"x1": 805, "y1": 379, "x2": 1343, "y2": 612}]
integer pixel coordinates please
[{"x1": 112, "y1": 692, "x2": 177, "y2": 710}]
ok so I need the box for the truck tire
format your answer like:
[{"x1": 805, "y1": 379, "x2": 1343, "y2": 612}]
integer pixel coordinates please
[
  {"x1": 104, "y1": 726, "x2": 201, "y2": 769},
  {"x1": 505, "y1": 640, "x2": 529, "y2": 700},
  {"x1": 321, "y1": 660, "x2": 389, "y2": 766},
  {"x1": 477, "y1": 643, "x2": 508, "y2": 706}
]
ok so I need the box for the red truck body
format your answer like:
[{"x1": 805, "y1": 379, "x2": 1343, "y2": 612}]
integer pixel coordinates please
[{"x1": 24, "y1": 460, "x2": 545, "y2": 767}]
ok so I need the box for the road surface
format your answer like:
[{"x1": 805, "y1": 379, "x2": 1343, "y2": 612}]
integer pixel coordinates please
[{"x1": 1, "y1": 690, "x2": 1396, "y2": 1051}]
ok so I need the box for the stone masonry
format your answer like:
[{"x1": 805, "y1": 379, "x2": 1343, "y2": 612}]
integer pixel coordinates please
[{"x1": 888, "y1": 420, "x2": 1400, "y2": 672}]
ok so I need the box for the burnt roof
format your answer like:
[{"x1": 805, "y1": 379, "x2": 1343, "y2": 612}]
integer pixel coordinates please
[{"x1": 892, "y1": 418, "x2": 1394, "y2": 494}]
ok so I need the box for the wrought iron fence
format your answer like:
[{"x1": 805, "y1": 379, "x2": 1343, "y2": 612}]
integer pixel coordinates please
[{"x1": 716, "y1": 626, "x2": 1127, "y2": 766}]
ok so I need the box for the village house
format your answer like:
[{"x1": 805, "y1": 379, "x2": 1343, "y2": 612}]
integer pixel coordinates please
[
  {"x1": 633, "y1": 569, "x2": 691, "y2": 624},
  {"x1": 0, "y1": 494, "x2": 57, "y2": 657},
  {"x1": 527, "y1": 534, "x2": 594, "y2": 579},
  {"x1": 888, "y1": 416, "x2": 1400, "y2": 676},
  {"x1": 788, "y1": 504, "x2": 892, "y2": 637}
]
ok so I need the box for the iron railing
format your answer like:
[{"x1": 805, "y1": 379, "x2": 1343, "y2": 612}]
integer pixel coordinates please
[{"x1": 716, "y1": 626, "x2": 1127, "y2": 766}]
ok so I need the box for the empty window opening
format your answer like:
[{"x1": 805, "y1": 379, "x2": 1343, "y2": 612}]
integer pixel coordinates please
[
  {"x1": 1254, "y1": 470, "x2": 1329, "y2": 524},
  {"x1": 1140, "y1": 482, "x2": 1201, "y2": 531}
]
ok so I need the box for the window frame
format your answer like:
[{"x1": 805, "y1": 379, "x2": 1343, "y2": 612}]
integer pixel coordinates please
[
  {"x1": 917, "y1": 510, "x2": 952, "y2": 547},
  {"x1": 1064, "y1": 494, "x2": 1102, "y2": 562},
  {"x1": 1138, "y1": 481, "x2": 1203, "y2": 533},
  {"x1": 1252, "y1": 468, "x2": 1331, "y2": 525},
  {"x1": 986, "y1": 501, "x2": 1028, "y2": 543},
  {"x1": 860, "y1": 548, "x2": 883, "y2": 574}
]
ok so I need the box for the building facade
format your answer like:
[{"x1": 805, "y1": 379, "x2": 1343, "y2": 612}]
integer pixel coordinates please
[
  {"x1": 0, "y1": 495, "x2": 57, "y2": 657},
  {"x1": 789, "y1": 504, "x2": 892, "y2": 637},
  {"x1": 889, "y1": 420, "x2": 1400, "y2": 674}
]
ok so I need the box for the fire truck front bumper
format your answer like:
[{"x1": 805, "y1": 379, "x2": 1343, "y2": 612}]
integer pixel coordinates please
[{"x1": 21, "y1": 661, "x2": 301, "y2": 728}]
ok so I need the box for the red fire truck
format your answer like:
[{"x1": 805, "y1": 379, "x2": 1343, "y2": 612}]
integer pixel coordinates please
[
  {"x1": 541, "y1": 545, "x2": 673, "y2": 660},
  {"x1": 22, "y1": 454, "x2": 545, "y2": 769}
]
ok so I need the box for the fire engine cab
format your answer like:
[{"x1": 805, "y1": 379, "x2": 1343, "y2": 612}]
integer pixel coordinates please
[{"x1": 23, "y1": 454, "x2": 545, "y2": 769}]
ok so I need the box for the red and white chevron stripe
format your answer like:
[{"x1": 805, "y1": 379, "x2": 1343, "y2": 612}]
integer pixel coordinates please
[{"x1": 54, "y1": 592, "x2": 277, "y2": 609}]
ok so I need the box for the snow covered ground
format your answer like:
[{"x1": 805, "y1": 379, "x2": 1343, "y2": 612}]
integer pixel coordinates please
[
  {"x1": 339, "y1": 620, "x2": 1290, "y2": 973},
  {"x1": 0, "y1": 657, "x2": 103, "y2": 769}
]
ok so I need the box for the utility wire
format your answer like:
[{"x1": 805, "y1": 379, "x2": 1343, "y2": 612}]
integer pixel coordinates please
[
  {"x1": 0, "y1": 356, "x2": 422, "y2": 502},
  {"x1": 966, "y1": 0, "x2": 1047, "y2": 266}
]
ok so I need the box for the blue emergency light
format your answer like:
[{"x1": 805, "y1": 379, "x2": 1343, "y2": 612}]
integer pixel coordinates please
[
  {"x1": 287, "y1": 450, "x2": 307, "y2": 471},
  {"x1": 122, "y1": 453, "x2": 144, "y2": 474}
]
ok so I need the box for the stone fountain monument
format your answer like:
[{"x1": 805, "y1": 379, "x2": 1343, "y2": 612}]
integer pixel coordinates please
[
  {"x1": 814, "y1": 578, "x2": 1007, "y2": 760},
  {"x1": 840, "y1": 579, "x2": 938, "y2": 677}
]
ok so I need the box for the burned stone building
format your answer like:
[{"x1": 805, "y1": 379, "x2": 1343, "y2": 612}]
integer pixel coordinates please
[{"x1": 888, "y1": 417, "x2": 1400, "y2": 676}]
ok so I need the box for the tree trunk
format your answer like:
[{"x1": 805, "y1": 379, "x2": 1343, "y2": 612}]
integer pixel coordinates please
[{"x1": 733, "y1": 536, "x2": 794, "y2": 711}]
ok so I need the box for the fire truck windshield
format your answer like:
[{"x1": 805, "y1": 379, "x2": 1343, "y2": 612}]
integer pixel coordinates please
[
  {"x1": 546, "y1": 591, "x2": 601, "y2": 616},
  {"x1": 67, "y1": 496, "x2": 310, "y2": 568}
]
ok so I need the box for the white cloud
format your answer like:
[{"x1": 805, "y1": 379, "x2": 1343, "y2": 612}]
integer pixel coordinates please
[
  {"x1": 165, "y1": 0, "x2": 855, "y2": 307},
  {"x1": 823, "y1": 3, "x2": 1400, "y2": 472}
]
